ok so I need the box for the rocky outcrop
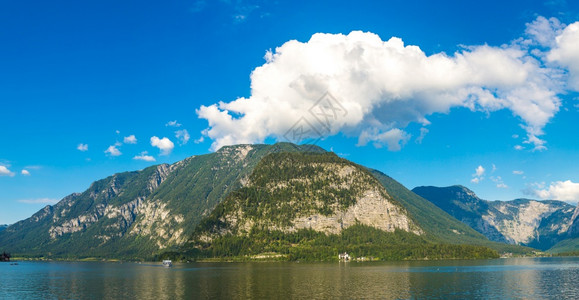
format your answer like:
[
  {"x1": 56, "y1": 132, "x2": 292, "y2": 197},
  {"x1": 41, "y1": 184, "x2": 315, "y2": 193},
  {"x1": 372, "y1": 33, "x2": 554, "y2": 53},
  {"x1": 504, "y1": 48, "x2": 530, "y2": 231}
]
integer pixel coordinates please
[
  {"x1": 292, "y1": 189, "x2": 421, "y2": 235},
  {"x1": 47, "y1": 164, "x2": 175, "y2": 239}
]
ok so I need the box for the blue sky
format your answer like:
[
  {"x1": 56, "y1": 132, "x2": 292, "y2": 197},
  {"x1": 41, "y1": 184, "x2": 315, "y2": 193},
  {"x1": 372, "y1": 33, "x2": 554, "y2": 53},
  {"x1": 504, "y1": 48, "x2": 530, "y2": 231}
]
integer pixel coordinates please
[{"x1": 1, "y1": 0, "x2": 578, "y2": 224}]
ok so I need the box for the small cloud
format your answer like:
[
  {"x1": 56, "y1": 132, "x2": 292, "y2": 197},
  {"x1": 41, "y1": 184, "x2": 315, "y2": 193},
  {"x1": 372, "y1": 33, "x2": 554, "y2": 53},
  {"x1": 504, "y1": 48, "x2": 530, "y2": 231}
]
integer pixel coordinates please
[
  {"x1": 415, "y1": 127, "x2": 429, "y2": 144},
  {"x1": 471, "y1": 165, "x2": 485, "y2": 184},
  {"x1": 194, "y1": 136, "x2": 205, "y2": 144},
  {"x1": 475, "y1": 165, "x2": 485, "y2": 177},
  {"x1": 358, "y1": 128, "x2": 411, "y2": 151},
  {"x1": 497, "y1": 183, "x2": 508, "y2": 189},
  {"x1": 133, "y1": 151, "x2": 156, "y2": 162},
  {"x1": 105, "y1": 145, "x2": 122, "y2": 157},
  {"x1": 115, "y1": 130, "x2": 120, "y2": 134},
  {"x1": 175, "y1": 129, "x2": 190, "y2": 145},
  {"x1": 514, "y1": 145, "x2": 524, "y2": 150},
  {"x1": 21, "y1": 169, "x2": 30, "y2": 176},
  {"x1": 492, "y1": 164, "x2": 497, "y2": 173},
  {"x1": 513, "y1": 170, "x2": 524, "y2": 175},
  {"x1": 0, "y1": 165, "x2": 15, "y2": 177},
  {"x1": 512, "y1": 134, "x2": 519, "y2": 139},
  {"x1": 151, "y1": 136, "x2": 174, "y2": 155},
  {"x1": 124, "y1": 135, "x2": 137, "y2": 144},
  {"x1": 166, "y1": 120, "x2": 182, "y2": 127},
  {"x1": 491, "y1": 176, "x2": 507, "y2": 188},
  {"x1": 77, "y1": 143, "x2": 88, "y2": 151},
  {"x1": 18, "y1": 198, "x2": 59, "y2": 204}
]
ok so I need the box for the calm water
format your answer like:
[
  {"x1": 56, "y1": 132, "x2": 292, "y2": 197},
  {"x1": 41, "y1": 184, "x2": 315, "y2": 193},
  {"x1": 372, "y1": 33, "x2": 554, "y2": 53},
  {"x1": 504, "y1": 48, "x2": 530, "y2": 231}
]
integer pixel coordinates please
[{"x1": 1, "y1": 257, "x2": 578, "y2": 299}]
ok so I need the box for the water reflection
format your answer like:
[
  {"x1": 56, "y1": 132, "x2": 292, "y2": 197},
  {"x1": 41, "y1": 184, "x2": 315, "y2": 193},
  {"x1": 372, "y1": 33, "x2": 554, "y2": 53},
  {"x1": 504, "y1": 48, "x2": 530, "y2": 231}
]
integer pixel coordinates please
[{"x1": 1, "y1": 257, "x2": 578, "y2": 299}]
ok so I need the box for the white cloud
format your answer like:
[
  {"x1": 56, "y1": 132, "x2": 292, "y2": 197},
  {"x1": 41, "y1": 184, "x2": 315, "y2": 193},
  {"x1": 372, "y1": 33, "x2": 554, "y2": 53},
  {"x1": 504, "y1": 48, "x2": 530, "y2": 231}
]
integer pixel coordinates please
[
  {"x1": 124, "y1": 135, "x2": 137, "y2": 144},
  {"x1": 548, "y1": 21, "x2": 579, "y2": 90},
  {"x1": 415, "y1": 127, "x2": 429, "y2": 144},
  {"x1": 105, "y1": 145, "x2": 122, "y2": 156},
  {"x1": 175, "y1": 129, "x2": 190, "y2": 145},
  {"x1": 0, "y1": 165, "x2": 14, "y2": 177},
  {"x1": 194, "y1": 136, "x2": 205, "y2": 144},
  {"x1": 21, "y1": 169, "x2": 30, "y2": 176},
  {"x1": 77, "y1": 143, "x2": 88, "y2": 151},
  {"x1": 150, "y1": 136, "x2": 174, "y2": 155},
  {"x1": 490, "y1": 176, "x2": 508, "y2": 188},
  {"x1": 471, "y1": 165, "x2": 485, "y2": 184},
  {"x1": 531, "y1": 180, "x2": 579, "y2": 203},
  {"x1": 133, "y1": 151, "x2": 156, "y2": 162},
  {"x1": 475, "y1": 165, "x2": 485, "y2": 177},
  {"x1": 357, "y1": 128, "x2": 410, "y2": 151},
  {"x1": 525, "y1": 16, "x2": 563, "y2": 48},
  {"x1": 513, "y1": 170, "x2": 524, "y2": 175},
  {"x1": 492, "y1": 164, "x2": 497, "y2": 173},
  {"x1": 197, "y1": 19, "x2": 570, "y2": 151},
  {"x1": 166, "y1": 120, "x2": 182, "y2": 127},
  {"x1": 18, "y1": 198, "x2": 59, "y2": 204},
  {"x1": 514, "y1": 145, "x2": 524, "y2": 150}
]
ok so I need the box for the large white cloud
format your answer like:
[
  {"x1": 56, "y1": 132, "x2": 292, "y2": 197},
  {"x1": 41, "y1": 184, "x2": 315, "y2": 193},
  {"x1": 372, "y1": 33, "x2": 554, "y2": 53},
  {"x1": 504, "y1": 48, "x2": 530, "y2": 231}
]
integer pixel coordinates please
[
  {"x1": 150, "y1": 136, "x2": 174, "y2": 155},
  {"x1": 197, "y1": 17, "x2": 578, "y2": 151},
  {"x1": 548, "y1": 21, "x2": 579, "y2": 90},
  {"x1": 532, "y1": 180, "x2": 579, "y2": 203}
]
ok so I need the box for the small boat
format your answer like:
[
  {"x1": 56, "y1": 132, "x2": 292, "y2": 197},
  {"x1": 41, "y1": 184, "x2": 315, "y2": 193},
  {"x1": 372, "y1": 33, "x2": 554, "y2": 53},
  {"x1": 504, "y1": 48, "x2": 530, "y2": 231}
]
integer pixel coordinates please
[{"x1": 162, "y1": 260, "x2": 172, "y2": 267}]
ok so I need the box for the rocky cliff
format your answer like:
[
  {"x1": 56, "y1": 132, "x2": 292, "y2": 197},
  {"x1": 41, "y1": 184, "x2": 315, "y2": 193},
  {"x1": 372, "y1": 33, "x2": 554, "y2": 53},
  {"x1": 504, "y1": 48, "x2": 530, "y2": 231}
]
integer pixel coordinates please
[{"x1": 412, "y1": 185, "x2": 576, "y2": 250}]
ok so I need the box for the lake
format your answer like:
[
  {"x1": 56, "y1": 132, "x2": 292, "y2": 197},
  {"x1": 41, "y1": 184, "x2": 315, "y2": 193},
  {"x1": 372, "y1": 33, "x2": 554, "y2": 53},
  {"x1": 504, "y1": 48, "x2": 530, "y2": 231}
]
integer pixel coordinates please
[{"x1": 1, "y1": 257, "x2": 578, "y2": 299}]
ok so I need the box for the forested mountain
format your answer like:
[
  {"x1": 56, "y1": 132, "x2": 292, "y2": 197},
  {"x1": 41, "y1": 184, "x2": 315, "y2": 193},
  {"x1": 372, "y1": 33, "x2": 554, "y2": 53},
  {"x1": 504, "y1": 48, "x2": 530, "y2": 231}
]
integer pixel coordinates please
[
  {"x1": 186, "y1": 151, "x2": 499, "y2": 260},
  {"x1": 1, "y1": 143, "x2": 526, "y2": 260}
]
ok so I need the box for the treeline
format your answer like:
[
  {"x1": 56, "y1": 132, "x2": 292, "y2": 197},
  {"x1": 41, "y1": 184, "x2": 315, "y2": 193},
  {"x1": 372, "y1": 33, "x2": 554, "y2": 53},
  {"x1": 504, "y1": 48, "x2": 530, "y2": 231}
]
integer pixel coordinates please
[{"x1": 182, "y1": 224, "x2": 499, "y2": 261}]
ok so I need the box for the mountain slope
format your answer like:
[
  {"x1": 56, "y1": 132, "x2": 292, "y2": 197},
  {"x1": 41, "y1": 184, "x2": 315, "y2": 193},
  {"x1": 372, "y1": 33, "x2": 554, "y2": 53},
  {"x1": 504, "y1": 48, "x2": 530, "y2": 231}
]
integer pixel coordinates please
[
  {"x1": 0, "y1": 143, "x2": 324, "y2": 259},
  {"x1": 187, "y1": 152, "x2": 498, "y2": 261},
  {"x1": 370, "y1": 171, "x2": 530, "y2": 254},
  {"x1": 413, "y1": 185, "x2": 576, "y2": 250},
  {"x1": 549, "y1": 206, "x2": 579, "y2": 253}
]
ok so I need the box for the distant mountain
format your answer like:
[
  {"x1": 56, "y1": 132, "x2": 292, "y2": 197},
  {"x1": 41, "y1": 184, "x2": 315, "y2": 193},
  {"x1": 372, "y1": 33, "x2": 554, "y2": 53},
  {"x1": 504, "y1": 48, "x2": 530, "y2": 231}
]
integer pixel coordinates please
[
  {"x1": 549, "y1": 206, "x2": 579, "y2": 253},
  {"x1": 0, "y1": 225, "x2": 8, "y2": 233},
  {"x1": 412, "y1": 185, "x2": 576, "y2": 250}
]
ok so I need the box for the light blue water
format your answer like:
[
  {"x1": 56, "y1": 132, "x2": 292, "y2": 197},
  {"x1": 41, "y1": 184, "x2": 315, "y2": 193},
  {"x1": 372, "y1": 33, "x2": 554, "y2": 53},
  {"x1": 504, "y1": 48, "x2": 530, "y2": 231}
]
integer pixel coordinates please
[{"x1": 1, "y1": 257, "x2": 578, "y2": 299}]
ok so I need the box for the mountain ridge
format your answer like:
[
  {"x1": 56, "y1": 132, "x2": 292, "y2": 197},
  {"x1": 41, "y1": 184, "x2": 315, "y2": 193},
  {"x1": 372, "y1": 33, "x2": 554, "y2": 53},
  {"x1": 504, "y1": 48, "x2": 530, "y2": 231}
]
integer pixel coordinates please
[
  {"x1": 412, "y1": 185, "x2": 576, "y2": 251},
  {"x1": 0, "y1": 143, "x2": 522, "y2": 260}
]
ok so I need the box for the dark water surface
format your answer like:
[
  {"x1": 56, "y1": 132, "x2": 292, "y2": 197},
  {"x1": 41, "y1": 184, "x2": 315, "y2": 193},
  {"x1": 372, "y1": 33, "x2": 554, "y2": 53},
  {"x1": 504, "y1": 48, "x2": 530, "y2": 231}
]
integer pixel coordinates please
[{"x1": 1, "y1": 257, "x2": 578, "y2": 299}]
